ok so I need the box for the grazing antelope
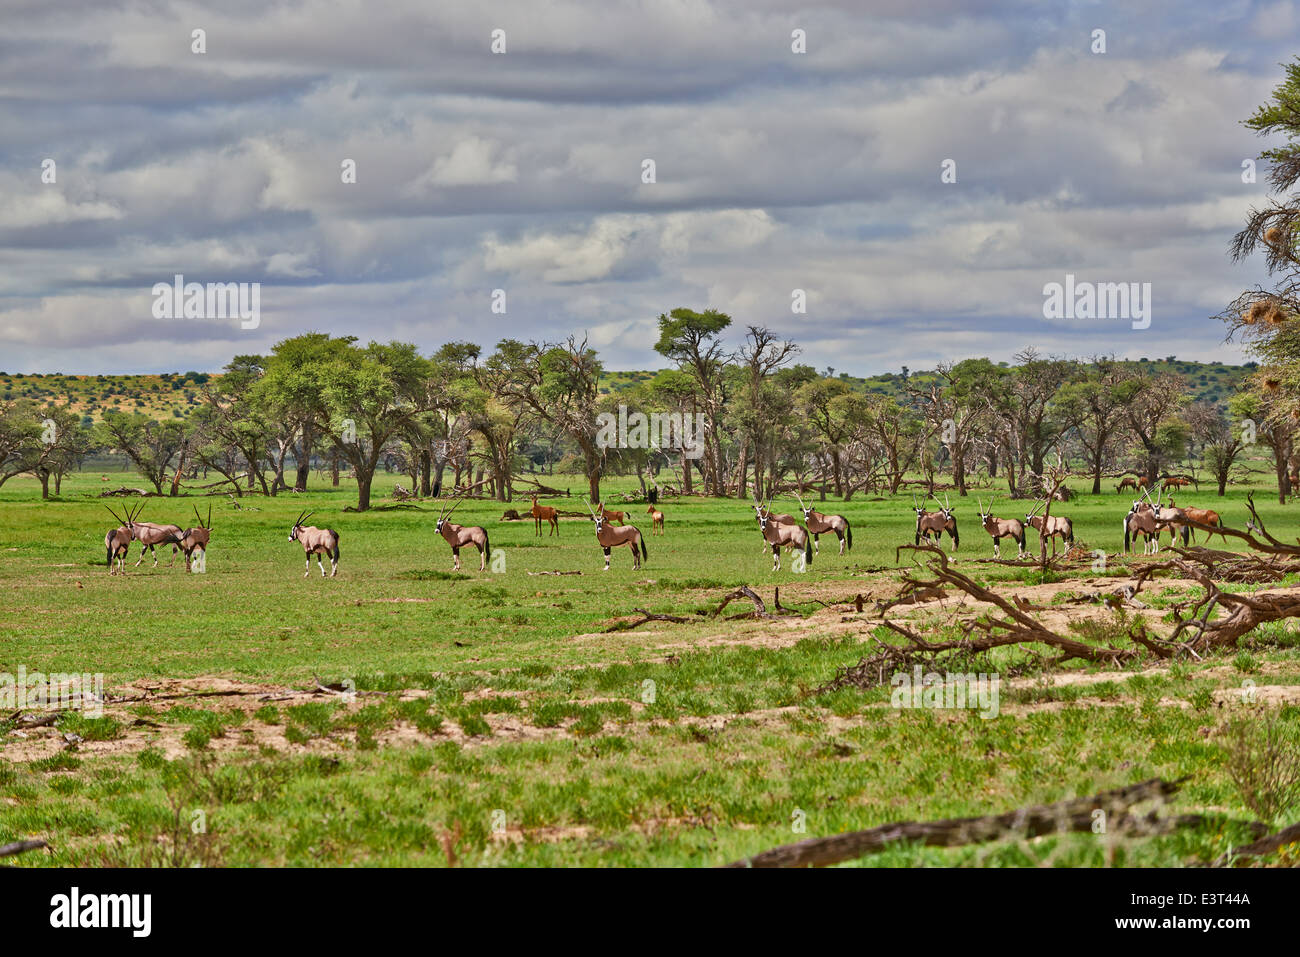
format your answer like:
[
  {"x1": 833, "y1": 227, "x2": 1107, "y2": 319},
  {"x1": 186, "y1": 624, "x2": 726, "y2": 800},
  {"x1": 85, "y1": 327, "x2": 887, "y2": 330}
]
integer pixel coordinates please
[
  {"x1": 1166, "y1": 497, "x2": 1225, "y2": 544},
  {"x1": 433, "y1": 496, "x2": 491, "y2": 572},
  {"x1": 913, "y1": 494, "x2": 959, "y2": 550},
  {"x1": 794, "y1": 490, "x2": 852, "y2": 555},
  {"x1": 1161, "y1": 476, "x2": 1193, "y2": 491},
  {"x1": 288, "y1": 510, "x2": 341, "y2": 577},
  {"x1": 584, "y1": 498, "x2": 647, "y2": 570},
  {"x1": 598, "y1": 503, "x2": 626, "y2": 525},
  {"x1": 1024, "y1": 500, "x2": 1073, "y2": 556},
  {"x1": 103, "y1": 503, "x2": 142, "y2": 575},
  {"x1": 976, "y1": 496, "x2": 1025, "y2": 559},
  {"x1": 754, "y1": 496, "x2": 813, "y2": 571},
  {"x1": 130, "y1": 509, "x2": 185, "y2": 568},
  {"x1": 176, "y1": 505, "x2": 212, "y2": 572},
  {"x1": 529, "y1": 494, "x2": 559, "y2": 536},
  {"x1": 646, "y1": 505, "x2": 665, "y2": 535},
  {"x1": 1115, "y1": 477, "x2": 1139, "y2": 493},
  {"x1": 1152, "y1": 495, "x2": 1191, "y2": 547}
]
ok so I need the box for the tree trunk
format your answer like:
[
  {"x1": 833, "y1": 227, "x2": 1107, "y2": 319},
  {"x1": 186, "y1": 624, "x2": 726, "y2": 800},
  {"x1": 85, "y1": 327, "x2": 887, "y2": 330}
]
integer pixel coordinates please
[
  {"x1": 39, "y1": 471, "x2": 50, "y2": 499},
  {"x1": 295, "y1": 421, "x2": 313, "y2": 491}
]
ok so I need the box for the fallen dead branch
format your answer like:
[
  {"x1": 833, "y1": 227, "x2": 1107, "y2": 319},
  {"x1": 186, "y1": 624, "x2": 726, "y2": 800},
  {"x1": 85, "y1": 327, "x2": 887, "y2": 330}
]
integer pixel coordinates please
[
  {"x1": 0, "y1": 839, "x2": 49, "y2": 859},
  {"x1": 727, "y1": 777, "x2": 1197, "y2": 867},
  {"x1": 886, "y1": 544, "x2": 1141, "y2": 665},
  {"x1": 1213, "y1": 821, "x2": 1300, "y2": 866}
]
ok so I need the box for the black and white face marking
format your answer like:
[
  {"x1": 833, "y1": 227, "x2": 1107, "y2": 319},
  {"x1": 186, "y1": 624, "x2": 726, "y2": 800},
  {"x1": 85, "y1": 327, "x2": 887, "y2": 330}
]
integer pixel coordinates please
[
  {"x1": 593, "y1": 516, "x2": 604, "y2": 533},
  {"x1": 289, "y1": 524, "x2": 299, "y2": 542},
  {"x1": 435, "y1": 518, "x2": 445, "y2": 533}
]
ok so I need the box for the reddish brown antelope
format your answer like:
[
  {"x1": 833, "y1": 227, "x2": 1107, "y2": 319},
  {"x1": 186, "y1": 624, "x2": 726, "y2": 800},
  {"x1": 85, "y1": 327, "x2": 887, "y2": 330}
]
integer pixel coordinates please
[
  {"x1": 529, "y1": 494, "x2": 559, "y2": 537},
  {"x1": 130, "y1": 508, "x2": 185, "y2": 568},
  {"x1": 598, "y1": 503, "x2": 626, "y2": 525},
  {"x1": 176, "y1": 505, "x2": 212, "y2": 572},
  {"x1": 103, "y1": 503, "x2": 142, "y2": 575},
  {"x1": 1024, "y1": 500, "x2": 1073, "y2": 556},
  {"x1": 434, "y1": 496, "x2": 491, "y2": 572},
  {"x1": 584, "y1": 498, "x2": 647, "y2": 570},
  {"x1": 976, "y1": 496, "x2": 1025, "y2": 559},
  {"x1": 646, "y1": 505, "x2": 665, "y2": 535},
  {"x1": 794, "y1": 490, "x2": 852, "y2": 555},
  {"x1": 1153, "y1": 494, "x2": 1191, "y2": 547},
  {"x1": 1168, "y1": 497, "x2": 1225, "y2": 543},
  {"x1": 912, "y1": 494, "x2": 959, "y2": 550},
  {"x1": 288, "y1": 510, "x2": 341, "y2": 577},
  {"x1": 754, "y1": 496, "x2": 813, "y2": 571},
  {"x1": 1115, "y1": 477, "x2": 1140, "y2": 493}
]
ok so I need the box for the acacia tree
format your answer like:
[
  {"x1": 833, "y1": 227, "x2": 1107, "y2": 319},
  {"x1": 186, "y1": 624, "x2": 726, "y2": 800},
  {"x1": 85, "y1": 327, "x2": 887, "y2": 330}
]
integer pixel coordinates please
[
  {"x1": 98, "y1": 411, "x2": 189, "y2": 495},
  {"x1": 491, "y1": 336, "x2": 604, "y2": 502},
  {"x1": 1054, "y1": 358, "x2": 1138, "y2": 493},
  {"x1": 735, "y1": 326, "x2": 799, "y2": 498},
  {"x1": 654, "y1": 308, "x2": 732, "y2": 496},
  {"x1": 1124, "y1": 371, "x2": 1188, "y2": 485},
  {"x1": 197, "y1": 355, "x2": 273, "y2": 495},
  {"x1": 1189, "y1": 401, "x2": 1249, "y2": 496},
  {"x1": 319, "y1": 340, "x2": 432, "y2": 511}
]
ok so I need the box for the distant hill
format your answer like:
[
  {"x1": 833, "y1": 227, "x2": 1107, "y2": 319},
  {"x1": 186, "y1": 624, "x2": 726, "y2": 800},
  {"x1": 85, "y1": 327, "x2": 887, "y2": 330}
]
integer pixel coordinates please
[{"x1": 0, "y1": 358, "x2": 1256, "y2": 423}]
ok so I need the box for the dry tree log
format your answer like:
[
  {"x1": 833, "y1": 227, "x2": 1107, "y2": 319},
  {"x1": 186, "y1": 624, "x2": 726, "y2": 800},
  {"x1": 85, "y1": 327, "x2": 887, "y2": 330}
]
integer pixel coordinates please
[
  {"x1": 1213, "y1": 821, "x2": 1300, "y2": 867},
  {"x1": 727, "y1": 778, "x2": 1205, "y2": 867},
  {"x1": 0, "y1": 839, "x2": 49, "y2": 859}
]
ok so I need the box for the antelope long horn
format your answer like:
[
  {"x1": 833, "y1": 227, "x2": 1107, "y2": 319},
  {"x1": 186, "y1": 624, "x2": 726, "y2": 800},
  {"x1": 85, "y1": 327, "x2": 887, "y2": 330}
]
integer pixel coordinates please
[
  {"x1": 105, "y1": 504, "x2": 125, "y2": 526},
  {"x1": 206, "y1": 505, "x2": 212, "y2": 529}
]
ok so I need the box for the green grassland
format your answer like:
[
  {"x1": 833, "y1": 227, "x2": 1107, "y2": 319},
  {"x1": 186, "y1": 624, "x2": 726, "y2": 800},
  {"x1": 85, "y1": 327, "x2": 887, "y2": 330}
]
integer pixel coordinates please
[{"x1": 1, "y1": 472, "x2": 1298, "y2": 867}]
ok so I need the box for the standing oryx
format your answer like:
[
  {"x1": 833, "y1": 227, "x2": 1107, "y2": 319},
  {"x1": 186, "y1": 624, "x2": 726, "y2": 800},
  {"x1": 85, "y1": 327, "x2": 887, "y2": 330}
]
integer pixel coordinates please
[
  {"x1": 288, "y1": 510, "x2": 341, "y2": 577},
  {"x1": 1123, "y1": 499, "x2": 1161, "y2": 554},
  {"x1": 130, "y1": 508, "x2": 185, "y2": 568},
  {"x1": 103, "y1": 502, "x2": 142, "y2": 574},
  {"x1": 794, "y1": 491, "x2": 852, "y2": 556},
  {"x1": 752, "y1": 498, "x2": 799, "y2": 553},
  {"x1": 434, "y1": 496, "x2": 491, "y2": 572},
  {"x1": 584, "y1": 498, "x2": 647, "y2": 570},
  {"x1": 754, "y1": 496, "x2": 813, "y2": 571},
  {"x1": 1024, "y1": 500, "x2": 1074, "y2": 556},
  {"x1": 976, "y1": 496, "x2": 1025, "y2": 559},
  {"x1": 913, "y1": 494, "x2": 959, "y2": 550},
  {"x1": 176, "y1": 505, "x2": 212, "y2": 572}
]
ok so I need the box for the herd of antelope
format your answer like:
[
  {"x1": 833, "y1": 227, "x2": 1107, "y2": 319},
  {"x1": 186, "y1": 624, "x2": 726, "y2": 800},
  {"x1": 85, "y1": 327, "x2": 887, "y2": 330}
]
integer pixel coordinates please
[{"x1": 99, "y1": 478, "x2": 1235, "y2": 579}]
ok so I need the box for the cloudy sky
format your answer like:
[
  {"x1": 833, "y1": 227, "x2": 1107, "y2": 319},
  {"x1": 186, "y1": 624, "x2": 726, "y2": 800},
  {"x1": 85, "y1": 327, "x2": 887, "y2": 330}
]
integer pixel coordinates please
[{"x1": 0, "y1": 0, "x2": 1293, "y2": 376}]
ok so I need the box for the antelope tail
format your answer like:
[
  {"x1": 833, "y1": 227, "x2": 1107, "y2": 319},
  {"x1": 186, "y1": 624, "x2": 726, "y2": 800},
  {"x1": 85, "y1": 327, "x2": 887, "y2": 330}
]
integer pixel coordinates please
[
  {"x1": 484, "y1": 531, "x2": 492, "y2": 561},
  {"x1": 1123, "y1": 515, "x2": 1131, "y2": 552},
  {"x1": 1065, "y1": 520, "x2": 1074, "y2": 544},
  {"x1": 330, "y1": 530, "x2": 340, "y2": 563},
  {"x1": 845, "y1": 521, "x2": 853, "y2": 551},
  {"x1": 106, "y1": 545, "x2": 113, "y2": 567},
  {"x1": 638, "y1": 530, "x2": 648, "y2": 561},
  {"x1": 951, "y1": 519, "x2": 959, "y2": 549},
  {"x1": 804, "y1": 536, "x2": 813, "y2": 565}
]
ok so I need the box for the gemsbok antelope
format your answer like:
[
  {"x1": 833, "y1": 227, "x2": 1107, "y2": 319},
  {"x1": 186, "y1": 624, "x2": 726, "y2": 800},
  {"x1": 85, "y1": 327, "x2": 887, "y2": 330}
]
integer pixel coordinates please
[
  {"x1": 176, "y1": 505, "x2": 212, "y2": 572},
  {"x1": 913, "y1": 494, "x2": 959, "y2": 550},
  {"x1": 794, "y1": 491, "x2": 852, "y2": 555},
  {"x1": 751, "y1": 498, "x2": 799, "y2": 552},
  {"x1": 434, "y1": 496, "x2": 492, "y2": 572},
  {"x1": 1123, "y1": 500, "x2": 1161, "y2": 555},
  {"x1": 529, "y1": 494, "x2": 559, "y2": 536},
  {"x1": 130, "y1": 509, "x2": 185, "y2": 568},
  {"x1": 646, "y1": 505, "x2": 665, "y2": 535},
  {"x1": 1024, "y1": 500, "x2": 1073, "y2": 556},
  {"x1": 288, "y1": 510, "x2": 341, "y2": 577},
  {"x1": 584, "y1": 498, "x2": 647, "y2": 570},
  {"x1": 104, "y1": 503, "x2": 142, "y2": 575},
  {"x1": 754, "y1": 496, "x2": 813, "y2": 571},
  {"x1": 976, "y1": 496, "x2": 1025, "y2": 559}
]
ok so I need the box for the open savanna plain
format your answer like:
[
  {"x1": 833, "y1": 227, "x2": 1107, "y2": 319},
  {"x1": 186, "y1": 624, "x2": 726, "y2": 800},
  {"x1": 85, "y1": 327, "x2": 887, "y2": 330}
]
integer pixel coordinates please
[{"x1": 2, "y1": 473, "x2": 1299, "y2": 867}]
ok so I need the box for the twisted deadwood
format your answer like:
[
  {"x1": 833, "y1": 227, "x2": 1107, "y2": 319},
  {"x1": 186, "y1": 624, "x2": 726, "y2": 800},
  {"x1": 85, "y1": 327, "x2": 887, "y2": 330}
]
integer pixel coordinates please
[
  {"x1": 887, "y1": 544, "x2": 1141, "y2": 665},
  {"x1": 727, "y1": 778, "x2": 1195, "y2": 867}
]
